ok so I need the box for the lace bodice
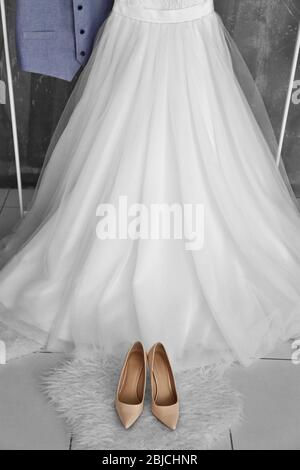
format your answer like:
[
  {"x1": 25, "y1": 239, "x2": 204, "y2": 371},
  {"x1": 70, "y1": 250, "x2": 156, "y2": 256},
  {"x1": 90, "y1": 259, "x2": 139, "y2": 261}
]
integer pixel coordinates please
[
  {"x1": 114, "y1": 0, "x2": 214, "y2": 23},
  {"x1": 118, "y1": 0, "x2": 211, "y2": 10}
]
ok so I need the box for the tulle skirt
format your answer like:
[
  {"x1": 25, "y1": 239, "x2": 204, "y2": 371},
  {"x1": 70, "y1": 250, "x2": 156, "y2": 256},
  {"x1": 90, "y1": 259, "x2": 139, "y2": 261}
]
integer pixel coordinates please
[{"x1": 0, "y1": 0, "x2": 300, "y2": 370}]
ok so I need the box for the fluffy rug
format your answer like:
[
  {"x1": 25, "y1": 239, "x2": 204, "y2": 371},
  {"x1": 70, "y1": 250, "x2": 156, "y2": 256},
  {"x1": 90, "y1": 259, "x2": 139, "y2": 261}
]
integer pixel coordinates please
[{"x1": 43, "y1": 354, "x2": 243, "y2": 450}]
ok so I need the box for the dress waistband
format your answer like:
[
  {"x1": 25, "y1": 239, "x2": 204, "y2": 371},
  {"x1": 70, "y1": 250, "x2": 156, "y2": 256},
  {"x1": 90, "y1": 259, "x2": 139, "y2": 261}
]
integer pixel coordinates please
[{"x1": 113, "y1": 0, "x2": 214, "y2": 24}]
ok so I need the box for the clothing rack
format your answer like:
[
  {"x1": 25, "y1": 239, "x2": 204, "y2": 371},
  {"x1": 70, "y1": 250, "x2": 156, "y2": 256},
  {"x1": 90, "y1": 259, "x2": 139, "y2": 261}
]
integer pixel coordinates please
[
  {"x1": 0, "y1": 0, "x2": 23, "y2": 217},
  {"x1": 276, "y1": 21, "x2": 300, "y2": 167},
  {"x1": 0, "y1": 2, "x2": 299, "y2": 212}
]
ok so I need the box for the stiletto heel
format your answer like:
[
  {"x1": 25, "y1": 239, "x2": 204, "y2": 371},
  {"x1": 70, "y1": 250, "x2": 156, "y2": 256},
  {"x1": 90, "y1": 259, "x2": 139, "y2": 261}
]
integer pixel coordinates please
[
  {"x1": 148, "y1": 343, "x2": 179, "y2": 430},
  {"x1": 115, "y1": 342, "x2": 147, "y2": 429}
]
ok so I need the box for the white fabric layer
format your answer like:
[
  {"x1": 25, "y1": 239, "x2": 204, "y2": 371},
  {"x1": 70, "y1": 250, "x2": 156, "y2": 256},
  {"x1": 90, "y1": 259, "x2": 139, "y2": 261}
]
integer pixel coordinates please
[
  {"x1": 0, "y1": 0, "x2": 300, "y2": 370},
  {"x1": 113, "y1": 0, "x2": 214, "y2": 22}
]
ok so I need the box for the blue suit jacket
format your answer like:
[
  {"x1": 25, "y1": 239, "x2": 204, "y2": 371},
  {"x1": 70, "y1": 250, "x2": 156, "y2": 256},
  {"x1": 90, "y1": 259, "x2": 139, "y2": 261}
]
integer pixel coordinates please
[{"x1": 16, "y1": 0, "x2": 114, "y2": 81}]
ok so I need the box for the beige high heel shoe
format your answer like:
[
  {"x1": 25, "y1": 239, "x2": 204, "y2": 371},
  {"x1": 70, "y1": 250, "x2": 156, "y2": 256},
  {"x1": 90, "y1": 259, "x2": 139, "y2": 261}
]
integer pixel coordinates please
[
  {"x1": 148, "y1": 343, "x2": 179, "y2": 430},
  {"x1": 115, "y1": 342, "x2": 147, "y2": 429}
]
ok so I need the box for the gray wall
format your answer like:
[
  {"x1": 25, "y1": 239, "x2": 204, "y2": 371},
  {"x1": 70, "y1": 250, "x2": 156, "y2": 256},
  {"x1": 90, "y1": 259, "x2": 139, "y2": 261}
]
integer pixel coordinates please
[{"x1": 0, "y1": 0, "x2": 300, "y2": 193}]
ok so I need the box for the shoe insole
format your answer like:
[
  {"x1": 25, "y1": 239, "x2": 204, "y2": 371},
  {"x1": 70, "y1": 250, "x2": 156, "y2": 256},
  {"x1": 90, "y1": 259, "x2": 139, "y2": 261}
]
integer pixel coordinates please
[
  {"x1": 119, "y1": 351, "x2": 144, "y2": 405},
  {"x1": 152, "y1": 351, "x2": 176, "y2": 407}
]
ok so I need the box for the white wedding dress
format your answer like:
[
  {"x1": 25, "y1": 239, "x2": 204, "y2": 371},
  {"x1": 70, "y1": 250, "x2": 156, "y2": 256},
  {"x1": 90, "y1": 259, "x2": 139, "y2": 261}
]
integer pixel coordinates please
[{"x1": 0, "y1": 0, "x2": 300, "y2": 370}]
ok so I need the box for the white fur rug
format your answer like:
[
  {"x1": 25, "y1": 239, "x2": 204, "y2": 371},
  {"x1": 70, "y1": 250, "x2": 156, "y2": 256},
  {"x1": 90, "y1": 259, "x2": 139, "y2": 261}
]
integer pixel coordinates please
[{"x1": 43, "y1": 355, "x2": 243, "y2": 450}]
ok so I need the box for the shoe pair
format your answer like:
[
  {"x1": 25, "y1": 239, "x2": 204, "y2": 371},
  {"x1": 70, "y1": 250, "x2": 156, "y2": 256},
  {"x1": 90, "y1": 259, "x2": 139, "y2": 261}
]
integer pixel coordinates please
[{"x1": 115, "y1": 342, "x2": 179, "y2": 430}]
